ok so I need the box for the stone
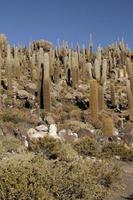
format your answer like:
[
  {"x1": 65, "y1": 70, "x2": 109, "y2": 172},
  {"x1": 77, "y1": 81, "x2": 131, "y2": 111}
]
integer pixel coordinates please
[
  {"x1": 25, "y1": 83, "x2": 37, "y2": 94},
  {"x1": 45, "y1": 116, "x2": 55, "y2": 125},
  {"x1": 27, "y1": 128, "x2": 47, "y2": 139},
  {"x1": 58, "y1": 129, "x2": 78, "y2": 143},
  {"x1": 49, "y1": 124, "x2": 59, "y2": 139},
  {"x1": 77, "y1": 128, "x2": 93, "y2": 138},
  {"x1": 33, "y1": 39, "x2": 52, "y2": 51},
  {"x1": 16, "y1": 90, "x2": 30, "y2": 99},
  {"x1": 35, "y1": 124, "x2": 48, "y2": 132}
]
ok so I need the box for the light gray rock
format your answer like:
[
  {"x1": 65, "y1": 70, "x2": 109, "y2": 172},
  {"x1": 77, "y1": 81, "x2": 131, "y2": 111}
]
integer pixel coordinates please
[
  {"x1": 49, "y1": 124, "x2": 60, "y2": 139},
  {"x1": 27, "y1": 128, "x2": 47, "y2": 139},
  {"x1": 35, "y1": 124, "x2": 48, "y2": 132}
]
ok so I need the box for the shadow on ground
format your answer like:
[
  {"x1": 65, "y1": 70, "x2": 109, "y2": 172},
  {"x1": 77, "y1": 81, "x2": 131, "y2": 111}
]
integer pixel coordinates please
[{"x1": 122, "y1": 194, "x2": 133, "y2": 200}]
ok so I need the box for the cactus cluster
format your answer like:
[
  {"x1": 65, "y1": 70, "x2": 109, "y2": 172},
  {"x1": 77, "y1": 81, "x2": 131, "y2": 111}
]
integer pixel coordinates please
[{"x1": 0, "y1": 34, "x2": 133, "y2": 135}]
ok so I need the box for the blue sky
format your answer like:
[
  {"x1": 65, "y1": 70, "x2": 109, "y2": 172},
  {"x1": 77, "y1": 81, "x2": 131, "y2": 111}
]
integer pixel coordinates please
[{"x1": 0, "y1": 0, "x2": 133, "y2": 49}]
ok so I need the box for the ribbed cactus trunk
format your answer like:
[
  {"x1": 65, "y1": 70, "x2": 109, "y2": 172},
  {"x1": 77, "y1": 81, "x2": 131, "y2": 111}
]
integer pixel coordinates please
[
  {"x1": 126, "y1": 58, "x2": 133, "y2": 94},
  {"x1": 6, "y1": 44, "x2": 13, "y2": 104},
  {"x1": 110, "y1": 81, "x2": 116, "y2": 107},
  {"x1": 0, "y1": 52, "x2": 2, "y2": 105},
  {"x1": 90, "y1": 79, "x2": 99, "y2": 123},
  {"x1": 43, "y1": 53, "x2": 51, "y2": 112},
  {"x1": 94, "y1": 59, "x2": 101, "y2": 82},
  {"x1": 98, "y1": 83, "x2": 104, "y2": 111},
  {"x1": 14, "y1": 47, "x2": 20, "y2": 80},
  {"x1": 72, "y1": 52, "x2": 79, "y2": 88},
  {"x1": 102, "y1": 115, "x2": 114, "y2": 136},
  {"x1": 101, "y1": 59, "x2": 107, "y2": 85},
  {"x1": 126, "y1": 80, "x2": 133, "y2": 120}
]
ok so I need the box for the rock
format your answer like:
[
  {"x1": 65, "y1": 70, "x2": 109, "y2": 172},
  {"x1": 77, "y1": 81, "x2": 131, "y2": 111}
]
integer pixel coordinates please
[
  {"x1": 24, "y1": 99, "x2": 33, "y2": 109},
  {"x1": 77, "y1": 128, "x2": 93, "y2": 138},
  {"x1": 33, "y1": 39, "x2": 52, "y2": 51},
  {"x1": 35, "y1": 124, "x2": 48, "y2": 132},
  {"x1": 27, "y1": 128, "x2": 47, "y2": 139},
  {"x1": 49, "y1": 124, "x2": 59, "y2": 139},
  {"x1": 45, "y1": 116, "x2": 55, "y2": 125},
  {"x1": 16, "y1": 90, "x2": 30, "y2": 99},
  {"x1": 58, "y1": 129, "x2": 78, "y2": 143},
  {"x1": 25, "y1": 83, "x2": 37, "y2": 94}
]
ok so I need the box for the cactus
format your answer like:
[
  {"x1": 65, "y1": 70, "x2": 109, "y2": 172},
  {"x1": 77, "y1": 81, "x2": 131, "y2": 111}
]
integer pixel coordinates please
[
  {"x1": 13, "y1": 47, "x2": 20, "y2": 80},
  {"x1": 101, "y1": 115, "x2": 114, "y2": 136},
  {"x1": 89, "y1": 33, "x2": 93, "y2": 57},
  {"x1": 110, "y1": 81, "x2": 116, "y2": 107},
  {"x1": 38, "y1": 51, "x2": 51, "y2": 113},
  {"x1": 94, "y1": 58, "x2": 101, "y2": 82},
  {"x1": 0, "y1": 51, "x2": 2, "y2": 105},
  {"x1": 101, "y1": 59, "x2": 107, "y2": 85},
  {"x1": 98, "y1": 83, "x2": 104, "y2": 111},
  {"x1": 71, "y1": 52, "x2": 79, "y2": 88},
  {"x1": 90, "y1": 79, "x2": 99, "y2": 123},
  {"x1": 126, "y1": 57, "x2": 133, "y2": 94},
  {"x1": 6, "y1": 44, "x2": 13, "y2": 103},
  {"x1": 126, "y1": 79, "x2": 133, "y2": 120}
]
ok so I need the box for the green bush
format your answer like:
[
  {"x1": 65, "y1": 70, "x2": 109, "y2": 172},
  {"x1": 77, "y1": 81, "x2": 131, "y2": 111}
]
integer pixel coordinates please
[
  {"x1": 101, "y1": 143, "x2": 133, "y2": 161},
  {"x1": 0, "y1": 155, "x2": 120, "y2": 200},
  {"x1": 28, "y1": 136, "x2": 78, "y2": 162},
  {"x1": 0, "y1": 135, "x2": 23, "y2": 159},
  {"x1": 73, "y1": 136, "x2": 99, "y2": 157}
]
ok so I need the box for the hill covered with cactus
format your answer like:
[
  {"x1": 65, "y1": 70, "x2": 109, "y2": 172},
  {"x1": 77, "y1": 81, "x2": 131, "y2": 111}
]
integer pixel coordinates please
[{"x1": 0, "y1": 33, "x2": 133, "y2": 199}]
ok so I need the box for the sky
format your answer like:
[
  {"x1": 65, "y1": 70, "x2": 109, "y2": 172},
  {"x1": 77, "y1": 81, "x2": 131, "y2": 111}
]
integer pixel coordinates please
[{"x1": 0, "y1": 0, "x2": 133, "y2": 49}]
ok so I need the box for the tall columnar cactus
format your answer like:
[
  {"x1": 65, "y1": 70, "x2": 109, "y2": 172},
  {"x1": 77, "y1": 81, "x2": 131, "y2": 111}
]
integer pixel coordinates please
[
  {"x1": 101, "y1": 59, "x2": 107, "y2": 85},
  {"x1": 110, "y1": 81, "x2": 116, "y2": 107},
  {"x1": 84, "y1": 62, "x2": 93, "y2": 81},
  {"x1": 101, "y1": 115, "x2": 114, "y2": 136},
  {"x1": 109, "y1": 51, "x2": 113, "y2": 71},
  {"x1": 0, "y1": 51, "x2": 2, "y2": 105},
  {"x1": 94, "y1": 58, "x2": 101, "y2": 82},
  {"x1": 89, "y1": 33, "x2": 93, "y2": 57},
  {"x1": 13, "y1": 47, "x2": 20, "y2": 80},
  {"x1": 6, "y1": 44, "x2": 13, "y2": 103},
  {"x1": 98, "y1": 83, "x2": 104, "y2": 112},
  {"x1": 38, "y1": 52, "x2": 51, "y2": 113},
  {"x1": 30, "y1": 52, "x2": 38, "y2": 82},
  {"x1": 53, "y1": 58, "x2": 60, "y2": 83},
  {"x1": 90, "y1": 79, "x2": 99, "y2": 123},
  {"x1": 71, "y1": 52, "x2": 79, "y2": 88},
  {"x1": 126, "y1": 57, "x2": 133, "y2": 94},
  {"x1": 126, "y1": 79, "x2": 133, "y2": 120}
]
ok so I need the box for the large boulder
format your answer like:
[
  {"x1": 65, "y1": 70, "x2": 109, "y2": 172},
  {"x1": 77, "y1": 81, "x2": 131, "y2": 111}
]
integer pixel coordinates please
[{"x1": 33, "y1": 39, "x2": 52, "y2": 51}]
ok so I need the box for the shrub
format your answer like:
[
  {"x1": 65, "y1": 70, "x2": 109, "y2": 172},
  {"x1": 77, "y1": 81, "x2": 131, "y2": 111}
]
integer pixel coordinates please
[
  {"x1": 73, "y1": 136, "x2": 99, "y2": 157},
  {"x1": 101, "y1": 143, "x2": 133, "y2": 161},
  {"x1": 0, "y1": 135, "x2": 23, "y2": 159},
  {"x1": 28, "y1": 136, "x2": 78, "y2": 161},
  {"x1": 0, "y1": 155, "x2": 118, "y2": 200},
  {"x1": 0, "y1": 108, "x2": 38, "y2": 125}
]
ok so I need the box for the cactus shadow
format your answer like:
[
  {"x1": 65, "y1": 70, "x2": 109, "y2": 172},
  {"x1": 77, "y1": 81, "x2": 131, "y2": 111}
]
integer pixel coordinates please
[{"x1": 121, "y1": 194, "x2": 133, "y2": 199}]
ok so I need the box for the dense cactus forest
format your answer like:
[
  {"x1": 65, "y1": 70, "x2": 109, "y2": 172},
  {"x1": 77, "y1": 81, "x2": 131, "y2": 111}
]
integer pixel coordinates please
[{"x1": 0, "y1": 33, "x2": 133, "y2": 200}]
